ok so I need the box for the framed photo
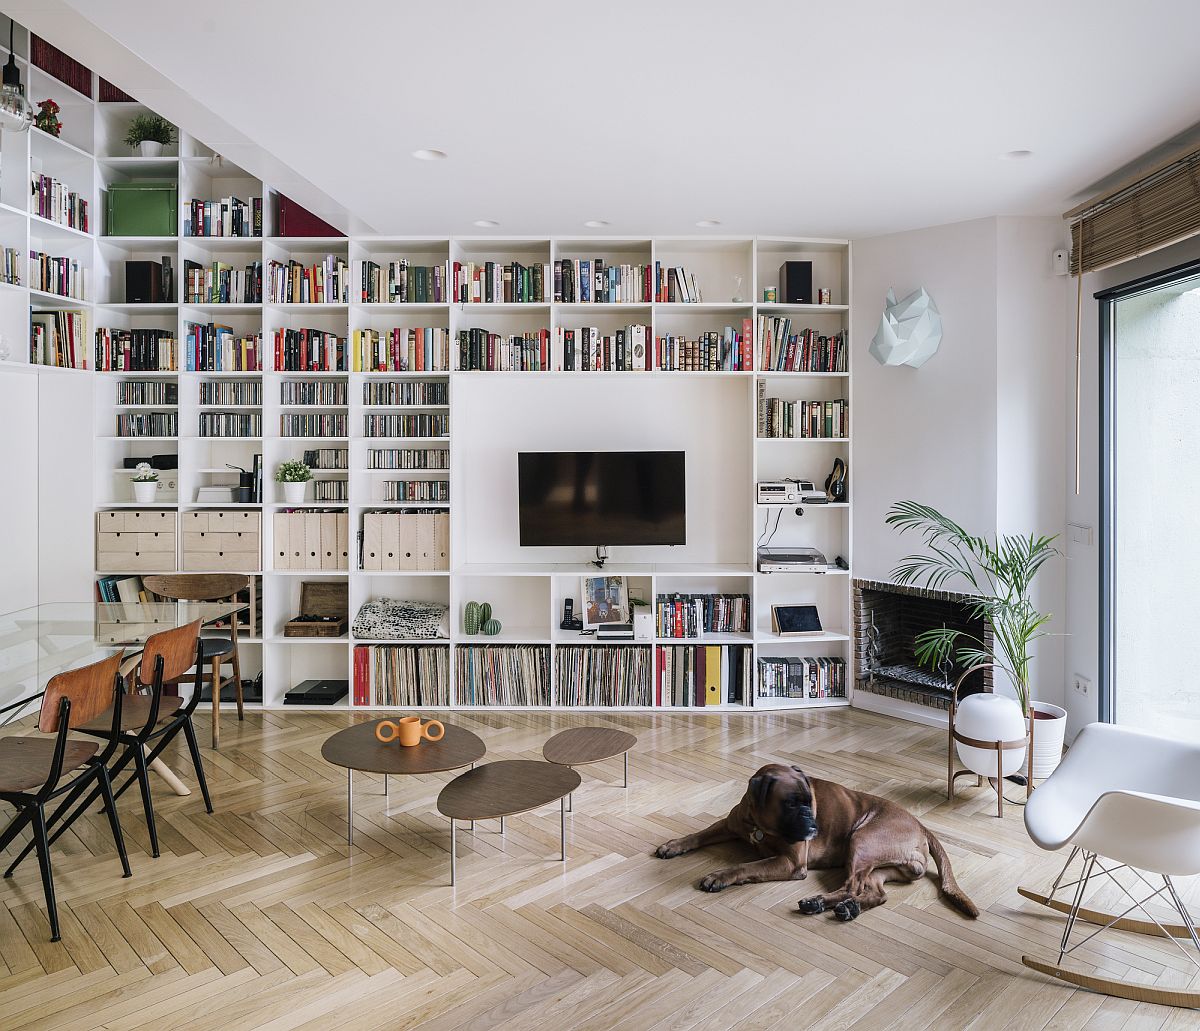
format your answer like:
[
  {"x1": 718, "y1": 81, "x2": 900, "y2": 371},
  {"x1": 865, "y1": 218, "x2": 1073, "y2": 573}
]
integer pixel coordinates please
[
  {"x1": 771, "y1": 604, "x2": 823, "y2": 637},
  {"x1": 581, "y1": 576, "x2": 629, "y2": 628}
]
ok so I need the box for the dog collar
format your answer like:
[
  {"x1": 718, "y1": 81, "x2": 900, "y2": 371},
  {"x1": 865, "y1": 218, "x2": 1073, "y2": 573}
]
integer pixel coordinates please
[{"x1": 750, "y1": 827, "x2": 764, "y2": 843}]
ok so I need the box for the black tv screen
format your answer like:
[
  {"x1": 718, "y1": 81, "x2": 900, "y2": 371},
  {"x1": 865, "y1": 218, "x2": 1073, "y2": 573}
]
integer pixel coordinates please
[{"x1": 518, "y1": 451, "x2": 686, "y2": 547}]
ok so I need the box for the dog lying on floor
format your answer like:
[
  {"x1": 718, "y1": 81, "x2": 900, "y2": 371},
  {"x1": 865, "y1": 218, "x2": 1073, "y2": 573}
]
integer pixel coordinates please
[{"x1": 654, "y1": 763, "x2": 978, "y2": 921}]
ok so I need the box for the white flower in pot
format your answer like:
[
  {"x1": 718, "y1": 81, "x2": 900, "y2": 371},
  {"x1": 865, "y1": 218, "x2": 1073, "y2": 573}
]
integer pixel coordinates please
[
  {"x1": 276, "y1": 459, "x2": 312, "y2": 504},
  {"x1": 131, "y1": 462, "x2": 159, "y2": 504},
  {"x1": 888, "y1": 501, "x2": 1065, "y2": 779},
  {"x1": 124, "y1": 113, "x2": 174, "y2": 158}
]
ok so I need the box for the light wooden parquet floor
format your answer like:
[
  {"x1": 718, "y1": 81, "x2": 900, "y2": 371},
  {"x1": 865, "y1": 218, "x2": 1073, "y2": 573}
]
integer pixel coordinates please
[{"x1": 2, "y1": 707, "x2": 1200, "y2": 1030}]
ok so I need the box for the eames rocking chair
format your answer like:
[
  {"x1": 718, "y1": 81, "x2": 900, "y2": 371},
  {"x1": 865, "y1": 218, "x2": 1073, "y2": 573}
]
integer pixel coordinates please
[{"x1": 1020, "y1": 722, "x2": 1200, "y2": 1008}]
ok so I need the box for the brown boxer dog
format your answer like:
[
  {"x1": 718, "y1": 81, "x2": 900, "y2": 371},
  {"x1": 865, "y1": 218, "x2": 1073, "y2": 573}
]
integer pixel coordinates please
[{"x1": 654, "y1": 763, "x2": 978, "y2": 921}]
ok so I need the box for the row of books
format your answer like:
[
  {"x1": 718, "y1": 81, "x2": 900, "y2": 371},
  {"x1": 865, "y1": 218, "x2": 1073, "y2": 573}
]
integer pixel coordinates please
[
  {"x1": 31, "y1": 251, "x2": 87, "y2": 300},
  {"x1": 313, "y1": 479, "x2": 347, "y2": 502},
  {"x1": 31, "y1": 310, "x2": 87, "y2": 369},
  {"x1": 304, "y1": 447, "x2": 348, "y2": 470},
  {"x1": 556, "y1": 646, "x2": 652, "y2": 706},
  {"x1": 758, "y1": 656, "x2": 847, "y2": 699},
  {"x1": 1, "y1": 246, "x2": 18, "y2": 285},
  {"x1": 757, "y1": 392, "x2": 849, "y2": 439},
  {"x1": 198, "y1": 412, "x2": 260, "y2": 438},
  {"x1": 96, "y1": 574, "x2": 154, "y2": 607},
  {"x1": 281, "y1": 413, "x2": 344, "y2": 437},
  {"x1": 184, "y1": 196, "x2": 262, "y2": 238},
  {"x1": 186, "y1": 324, "x2": 261, "y2": 372},
  {"x1": 282, "y1": 380, "x2": 345, "y2": 406},
  {"x1": 199, "y1": 380, "x2": 259, "y2": 405},
  {"x1": 351, "y1": 327, "x2": 450, "y2": 373},
  {"x1": 455, "y1": 645, "x2": 551, "y2": 706},
  {"x1": 274, "y1": 328, "x2": 346, "y2": 372},
  {"x1": 353, "y1": 644, "x2": 451, "y2": 707},
  {"x1": 363, "y1": 381, "x2": 448, "y2": 406},
  {"x1": 657, "y1": 645, "x2": 751, "y2": 706},
  {"x1": 656, "y1": 593, "x2": 751, "y2": 638},
  {"x1": 458, "y1": 328, "x2": 551, "y2": 371},
  {"x1": 382, "y1": 479, "x2": 450, "y2": 502},
  {"x1": 183, "y1": 260, "x2": 262, "y2": 304},
  {"x1": 657, "y1": 325, "x2": 753, "y2": 372},
  {"x1": 364, "y1": 413, "x2": 448, "y2": 438},
  {"x1": 555, "y1": 259, "x2": 652, "y2": 304},
  {"x1": 116, "y1": 412, "x2": 177, "y2": 437},
  {"x1": 96, "y1": 328, "x2": 174, "y2": 371},
  {"x1": 267, "y1": 257, "x2": 349, "y2": 305},
  {"x1": 119, "y1": 380, "x2": 177, "y2": 405},
  {"x1": 32, "y1": 173, "x2": 88, "y2": 232},
  {"x1": 367, "y1": 448, "x2": 449, "y2": 470},
  {"x1": 558, "y1": 325, "x2": 649, "y2": 372},
  {"x1": 360, "y1": 260, "x2": 444, "y2": 304},
  {"x1": 452, "y1": 260, "x2": 548, "y2": 304},
  {"x1": 758, "y1": 319, "x2": 847, "y2": 373}
]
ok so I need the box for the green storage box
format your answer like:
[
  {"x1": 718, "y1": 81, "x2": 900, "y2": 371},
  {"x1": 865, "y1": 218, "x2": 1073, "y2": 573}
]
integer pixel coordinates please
[{"x1": 106, "y1": 180, "x2": 177, "y2": 237}]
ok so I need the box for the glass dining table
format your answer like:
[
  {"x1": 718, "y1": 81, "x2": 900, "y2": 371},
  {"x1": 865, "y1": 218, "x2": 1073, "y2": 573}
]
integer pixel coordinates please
[{"x1": 0, "y1": 600, "x2": 243, "y2": 794}]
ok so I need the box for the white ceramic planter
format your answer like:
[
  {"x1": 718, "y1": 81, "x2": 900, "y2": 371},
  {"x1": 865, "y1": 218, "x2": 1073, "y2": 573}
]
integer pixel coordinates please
[
  {"x1": 132, "y1": 480, "x2": 158, "y2": 504},
  {"x1": 1030, "y1": 701, "x2": 1067, "y2": 779},
  {"x1": 954, "y1": 692, "x2": 1028, "y2": 778},
  {"x1": 137, "y1": 140, "x2": 164, "y2": 157},
  {"x1": 282, "y1": 480, "x2": 308, "y2": 504}
]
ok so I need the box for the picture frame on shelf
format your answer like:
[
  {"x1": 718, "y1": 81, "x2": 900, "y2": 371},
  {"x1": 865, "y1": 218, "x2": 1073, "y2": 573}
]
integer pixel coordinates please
[
  {"x1": 771, "y1": 604, "x2": 823, "y2": 637},
  {"x1": 581, "y1": 576, "x2": 629, "y2": 629}
]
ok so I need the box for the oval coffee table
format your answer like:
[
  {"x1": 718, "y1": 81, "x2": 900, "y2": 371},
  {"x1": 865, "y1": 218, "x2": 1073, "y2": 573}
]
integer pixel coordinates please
[
  {"x1": 437, "y1": 760, "x2": 581, "y2": 884},
  {"x1": 543, "y1": 727, "x2": 636, "y2": 812},
  {"x1": 322, "y1": 719, "x2": 485, "y2": 846}
]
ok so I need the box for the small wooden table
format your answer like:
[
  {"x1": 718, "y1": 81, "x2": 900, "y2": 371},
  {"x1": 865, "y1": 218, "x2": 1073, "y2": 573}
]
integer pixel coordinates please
[
  {"x1": 542, "y1": 726, "x2": 636, "y2": 811},
  {"x1": 437, "y1": 760, "x2": 581, "y2": 884},
  {"x1": 321, "y1": 719, "x2": 485, "y2": 845}
]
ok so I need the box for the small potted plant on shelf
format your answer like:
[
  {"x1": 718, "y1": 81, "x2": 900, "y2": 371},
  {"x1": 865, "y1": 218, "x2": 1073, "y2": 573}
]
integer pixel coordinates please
[
  {"x1": 130, "y1": 462, "x2": 159, "y2": 504},
  {"x1": 276, "y1": 459, "x2": 312, "y2": 504},
  {"x1": 124, "y1": 113, "x2": 174, "y2": 157},
  {"x1": 34, "y1": 99, "x2": 62, "y2": 137}
]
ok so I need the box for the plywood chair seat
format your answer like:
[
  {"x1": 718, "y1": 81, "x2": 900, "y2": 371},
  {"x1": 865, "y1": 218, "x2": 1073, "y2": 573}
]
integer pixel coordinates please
[
  {"x1": 0, "y1": 738, "x2": 99, "y2": 793},
  {"x1": 78, "y1": 694, "x2": 184, "y2": 734}
]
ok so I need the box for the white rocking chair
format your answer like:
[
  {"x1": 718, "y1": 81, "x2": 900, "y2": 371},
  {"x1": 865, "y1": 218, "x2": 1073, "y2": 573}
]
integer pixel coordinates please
[{"x1": 1020, "y1": 722, "x2": 1200, "y2": 1008}]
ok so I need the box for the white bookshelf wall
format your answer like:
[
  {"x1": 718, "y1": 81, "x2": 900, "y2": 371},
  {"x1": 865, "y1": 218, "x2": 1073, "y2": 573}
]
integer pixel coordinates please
[{"x1": 0, "y1": 19, "x2": 853, "y2": 713}]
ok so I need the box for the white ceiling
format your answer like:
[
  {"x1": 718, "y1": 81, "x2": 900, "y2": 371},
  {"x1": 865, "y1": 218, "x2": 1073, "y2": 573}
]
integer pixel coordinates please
[{"x1": 19, "y1": 0, "x2": 1200, "y2": 239}]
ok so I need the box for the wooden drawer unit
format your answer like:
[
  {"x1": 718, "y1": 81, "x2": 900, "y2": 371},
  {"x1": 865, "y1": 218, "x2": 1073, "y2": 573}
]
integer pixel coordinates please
[
  {"x1": 96, "y1": 510, "x2": 177, "y2": 573},
  {"x1": 362, "y1": 511, "x2": 448, "y2": 571},
  {"x1": 181, "y1": 510, "x2": 261, "y2": 572}
]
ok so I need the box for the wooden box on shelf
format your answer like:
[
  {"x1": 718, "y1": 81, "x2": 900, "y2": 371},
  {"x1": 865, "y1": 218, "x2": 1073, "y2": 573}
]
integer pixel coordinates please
[
  {"x1": 284, "y1": 581, "x2": 349, "y2": 637},
  {"x1": 181, "y1": 510, "x2": 261, "y2": 572},
  {"x1": 96, "y1": 510, "x2": 177, "y2": 573}
]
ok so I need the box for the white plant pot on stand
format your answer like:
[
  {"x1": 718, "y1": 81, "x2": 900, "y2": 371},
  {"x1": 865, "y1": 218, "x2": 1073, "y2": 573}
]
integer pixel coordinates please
[
  {"x1": 132, "y1": 480, "x2": 158, "y2": 504},
  {"x1": 1029, "y1": 701, "x2": 1067, "y2": 779},
  {"x1": 282, "y1": 480, "x2": 308, "y2": 504},
  {"x1": 137, "y1": 140, "x2": 164, "y2": 157}
]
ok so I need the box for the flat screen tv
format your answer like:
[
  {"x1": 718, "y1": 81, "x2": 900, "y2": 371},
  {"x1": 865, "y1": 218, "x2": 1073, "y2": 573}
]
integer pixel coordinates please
[{"x1": 518, "y1": 451, "x2": 686, "y2": 547}]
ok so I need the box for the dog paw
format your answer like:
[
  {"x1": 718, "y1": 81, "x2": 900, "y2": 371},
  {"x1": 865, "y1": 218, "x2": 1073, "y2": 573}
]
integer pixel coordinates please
[
  {"x1": 654, "y1": 841, "x2": 684, "y2": 859},
  {"x1": 698, "y1": 873, "x2": 729, "y2": 893},
  {"x1": 833, "y1": 899, "x2": 861, "y2": 922},
  {"x1": 797, "y1": 896, "x2": 825, "y2": 915}
]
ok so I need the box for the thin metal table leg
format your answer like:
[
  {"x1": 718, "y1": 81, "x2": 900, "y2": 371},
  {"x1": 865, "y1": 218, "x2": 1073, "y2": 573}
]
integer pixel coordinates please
[
  {"x1": 346, "y1": 769, "x2": 353, "y2": 846},
  {"x1": 561, "y1": 795, "x2": 566, "y2": 861},
  {"x1": 384, "y1": 774, "x2": 388, "y2": 798},
  {"x1": 450, "y1": 818, "x2": 456, "y2": 886},
  {"x1": 623, "y1": 751, "x2": 628, "y2": 789},
  {"x1": 500, "y1": 816, "x2": 505, "y2": 835}
]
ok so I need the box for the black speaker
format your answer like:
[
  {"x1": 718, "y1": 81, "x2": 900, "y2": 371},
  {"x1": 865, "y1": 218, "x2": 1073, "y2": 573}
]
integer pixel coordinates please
[
  {"x1": 778, "y1": 261, "x2": 813, "y2": 305},
  {"x1": 125, "y1": 260, "x2": 164, "y2": 304}
]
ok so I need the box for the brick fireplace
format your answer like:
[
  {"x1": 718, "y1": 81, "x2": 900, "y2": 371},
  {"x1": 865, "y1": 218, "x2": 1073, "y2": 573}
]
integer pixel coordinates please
[{"x1": 853, "y1": 579, "x2": 993, "y2": 710}]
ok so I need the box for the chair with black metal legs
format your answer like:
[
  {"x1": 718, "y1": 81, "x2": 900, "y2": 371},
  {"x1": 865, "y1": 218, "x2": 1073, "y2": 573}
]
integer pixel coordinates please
[{"x1": 0, "y1": 652, "x2": 131, "y2": 942}]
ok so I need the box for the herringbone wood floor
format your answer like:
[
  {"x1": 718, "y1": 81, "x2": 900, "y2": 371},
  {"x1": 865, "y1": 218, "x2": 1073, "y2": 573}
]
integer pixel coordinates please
[{"x1": 2, "y1": 708, "x2": 1199, "y2": 1030}]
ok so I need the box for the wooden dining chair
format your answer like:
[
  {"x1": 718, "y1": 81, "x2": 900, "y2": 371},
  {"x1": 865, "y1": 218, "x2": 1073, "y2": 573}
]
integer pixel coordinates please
[
  {"x1": 143, "y1": 574, "x2": 249, "y2": 749},
  {"x1": 0, "y1": 652, "x2": 131, "y2": 941}
]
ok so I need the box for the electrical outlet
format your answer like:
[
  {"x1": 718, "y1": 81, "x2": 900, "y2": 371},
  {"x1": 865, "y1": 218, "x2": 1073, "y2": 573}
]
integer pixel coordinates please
[{"x1": 1073, "y1": 674, "x2": 1091, "y2": 697}]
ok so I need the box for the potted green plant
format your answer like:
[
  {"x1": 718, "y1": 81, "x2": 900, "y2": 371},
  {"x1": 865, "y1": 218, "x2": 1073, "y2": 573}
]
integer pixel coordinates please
[
  {"x1": 276, "y1": 459, "x2": 312, "y2": 504},
  {"x1": 886, "y1": 500, "x2": 1066, "y2": 777},
  {"x1": 124, "y1": 112, "x2": 174, "y2": 157},
  {"x1": 130, "y1": 462, "x2": 159, "y2": 504}
]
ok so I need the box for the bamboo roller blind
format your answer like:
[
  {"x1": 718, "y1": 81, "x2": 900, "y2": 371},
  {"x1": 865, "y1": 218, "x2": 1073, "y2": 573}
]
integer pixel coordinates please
[{"x1": 1067, "y1": 147, "x2": 1200, "y2": 275}]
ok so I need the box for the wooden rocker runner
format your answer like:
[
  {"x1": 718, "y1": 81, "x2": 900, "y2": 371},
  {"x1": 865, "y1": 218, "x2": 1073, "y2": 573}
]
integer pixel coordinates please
[{"x1": 1019, "y1": 722, "x2": 1200, "y2": 1008}]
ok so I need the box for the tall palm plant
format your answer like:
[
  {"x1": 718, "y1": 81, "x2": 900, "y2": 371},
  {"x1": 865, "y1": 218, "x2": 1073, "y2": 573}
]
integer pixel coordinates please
[{"x1": 886, "y1": 501, "x2": 1058, "y2": 716}]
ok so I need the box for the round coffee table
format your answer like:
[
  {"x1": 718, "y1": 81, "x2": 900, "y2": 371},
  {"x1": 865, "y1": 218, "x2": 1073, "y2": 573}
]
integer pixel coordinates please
[
  {"x1": 322, "y1": 719, "x2": 485, "y2": 845},
  {"x1": 542, "y1": 727, "x2": 636, "y2": 811},
  {"x1": 437, "y1": 760, "x2": 581, "y2": 884}
]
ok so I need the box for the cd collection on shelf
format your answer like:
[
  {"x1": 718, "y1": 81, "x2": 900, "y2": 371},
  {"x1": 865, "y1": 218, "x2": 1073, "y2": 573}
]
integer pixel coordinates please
[{"x1": 758, "y1": 656, "x2": 847, "y2": 699}]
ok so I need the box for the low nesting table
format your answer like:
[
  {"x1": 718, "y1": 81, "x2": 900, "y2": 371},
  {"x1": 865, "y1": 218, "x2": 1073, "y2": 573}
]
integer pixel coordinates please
[
  {"x1": 437, "y1": 760, "x2": 581, "y2": 884},
  {"x1": 321, "y1": 719, "x2": 485, "y2": 845},
  {"x1": 543, "y1": 727, "x2": 636, "y2": 811}
]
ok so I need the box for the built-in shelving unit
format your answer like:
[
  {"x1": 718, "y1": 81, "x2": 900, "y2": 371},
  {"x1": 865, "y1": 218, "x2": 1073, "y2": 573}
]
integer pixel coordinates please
[{"x1": 0, "y1": 17, "x2": 853, "y2": 714}]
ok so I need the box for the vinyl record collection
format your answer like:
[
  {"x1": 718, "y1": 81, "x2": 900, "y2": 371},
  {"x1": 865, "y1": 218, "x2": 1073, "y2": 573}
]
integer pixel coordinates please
[
  {"x1": 556, "y1": 646, "x2": 652, "y2": 706},
  {"x1": 455, "y1": 645, "x2": 551, "y2": 705},
  {"x1": 354, "y1": 644, "x2": 450, "y2": 707}
]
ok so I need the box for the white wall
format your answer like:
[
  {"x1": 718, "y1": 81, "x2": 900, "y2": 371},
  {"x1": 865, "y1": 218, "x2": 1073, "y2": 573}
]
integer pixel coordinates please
[
  {"x1": 0, "y1": 369, "x2": 40, "y2": 611},
  {"x1": 852, "y1": 216, "x2": 1070, "y2": 710}
]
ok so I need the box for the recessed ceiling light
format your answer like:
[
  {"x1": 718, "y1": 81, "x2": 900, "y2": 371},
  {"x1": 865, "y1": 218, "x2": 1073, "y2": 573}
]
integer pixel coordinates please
[
  {"x1": 473, "y1": 219, "x2": 499, "y2": 228},
  {"x1": 411, "y1": 149, "x2": 446, "y2": 161},
  {"x1": 584, "y1": 220, "x2": 609, "y2": 228},
  {"x1": 1002, "y1": 149, "x2": 1033, "y2": 160},
  {"x1": 695, "y1": 219, "x2": 721, "y2": 228}
]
